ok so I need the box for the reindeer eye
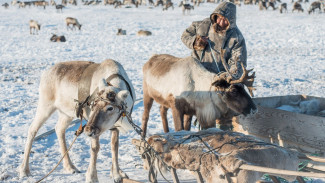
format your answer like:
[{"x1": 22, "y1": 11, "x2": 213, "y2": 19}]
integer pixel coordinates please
[{"x1": 106, "y1": 106, "x2": 114, "y2": 111}]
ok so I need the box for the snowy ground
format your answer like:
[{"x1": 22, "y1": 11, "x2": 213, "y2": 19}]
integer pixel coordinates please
[{"x1": 0, "y1": 0, "x2": 324, "y2": 182}]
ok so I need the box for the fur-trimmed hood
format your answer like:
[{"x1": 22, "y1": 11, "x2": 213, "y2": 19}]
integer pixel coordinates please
[{"x1": 210, "y1": 1, "x2": 237, "y2": 30}]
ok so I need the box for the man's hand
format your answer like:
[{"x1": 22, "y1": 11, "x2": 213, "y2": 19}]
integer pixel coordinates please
[{"x1": 193, "y1": 35, "x2": 208, "y2": 51}]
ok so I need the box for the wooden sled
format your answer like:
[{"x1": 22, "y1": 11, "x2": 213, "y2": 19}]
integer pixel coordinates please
[{"x1": 132, "y1": 129, "x2": 325, "y2": 183}]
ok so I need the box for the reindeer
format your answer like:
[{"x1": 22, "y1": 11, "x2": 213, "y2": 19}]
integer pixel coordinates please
[
  {"x1": 50, "y1": 34, "x2": 66, "y2": 42},
  {"x1": 68, "y1": 0, "x2": 77, "y2": 5},
  {"x1": 114, "y1": 0, "x2": 122, "y2": 8},
  {"x1": 65, "y1": 17, "x2": 82, "y2": 30},
  {"x1": 137, "y1": 30, "x2": 152, "y2": 36},
  {"x1": 292, "y1": 1, "x2": 304, "y2": 12},
  {"x1": 116, "y1": 28, "x2": 126, "y2": 35},
  {"x1": 50, "y1": 0, "x2": 56, "y2": 6},
  {"x1": 2, "y1": 2, "x2": 9, "y2": 8},
  {"x1": 29, "y1": 20, "x2": 41, "y2": 35},
  {"x1": 141, "y1": 51, "x2": 257, "y2": 137},
  {"x1": 308, "y1": 1, "x2": 321, "y2": 14},
  {"x1": 279, "y1": 2, "x2": 287, "y2": 13},
  {"x1": 259, "y1": 0, "x2": 267, "y2": 10},
  {"x1": 18, "y1": 60, "x2": 135, "y2": 183},
  {"x1": 34, "y1": 1, "x2": 49, "y2": 9},
  {"x1": 162, "y1": 1, "x2": 174, "y2": 10},
  {"x1": 181, "y1": 3, "x2": 194, "y2": 14},
  {"x1": 155, "y1": 0, "x2": 163, "y2": 6},
  {"x1": 55, "y1": 4, "x2": 65, "y2": 12},
  {"x1": 267, "y1": 1, "x2": 277, "y2": 9}
]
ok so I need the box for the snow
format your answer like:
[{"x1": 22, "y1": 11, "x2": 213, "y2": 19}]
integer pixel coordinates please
[{"x1": 0, "y1": 0, "x2": 324, "y2": 182}]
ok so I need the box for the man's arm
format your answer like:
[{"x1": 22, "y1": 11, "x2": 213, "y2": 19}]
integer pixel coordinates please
[
  {"x1": 181, "y1": 21, "x2": 200, "y2": 50},
  {"x1": 227, "y1": 36, "x2": 247, "y2": 79}
]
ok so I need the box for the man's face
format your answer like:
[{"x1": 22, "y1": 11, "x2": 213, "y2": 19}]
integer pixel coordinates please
[{"x1": 216, "y1": 16, "x2": 229, "y2": 30}]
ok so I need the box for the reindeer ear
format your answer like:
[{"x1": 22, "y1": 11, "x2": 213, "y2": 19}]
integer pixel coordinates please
[{"x1": 117, "y1": 90, "x2": 129, "y2": 101}]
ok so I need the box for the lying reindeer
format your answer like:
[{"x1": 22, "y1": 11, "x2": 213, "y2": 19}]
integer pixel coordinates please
[
  {"x1": 18, "y1": 60, "x2": 135, "y2": 183},
  {"x1": 137, "y1": 30, "x2": 152, "y2": 36},
  {"x1": 50, "y1": 34, "x2": 66, "y2": 42},
  {"x1": 29, "y1": 20, "x2": 41, "y2": 35},
  {"x1": 141, "y1": 51, "x2": 257, "y2": 136},
  {"x1": 308, "y1": 1, "x2": 321, "y2": 14},
  {"x1": 116, "y1": 28, "x2": 126, "y2": 35},
  {"x1": 292, "y1": 2, "x2": 304, "y2": 12},
  {"x1": 65, "y1": 17, "x2": 82, "y2": 31},
  {"x1": 279, "y1": 2, "x2": 287, "y2": 13},
  {"x1": 2, "y1": 2, "x2": 9, "y2": 8}
]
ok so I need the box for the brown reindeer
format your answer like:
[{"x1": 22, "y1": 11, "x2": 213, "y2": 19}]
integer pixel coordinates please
[
  {"x1": 308, "y1": 1, "x2": 321, "y2": 14},
  {"x1": 279, "y1": 2, "x2": 287, "y2": 13},
  {"x1": 29, "y1": 20, "x2": 41, "y2": 35},
  {"x1": 292, "y1": 2, "x2": 304, "y2": 12},
  {"x1": 50, "y1": 34, "x2": 66, "y2": 42},
  {"x1": 259, "y1": 0, "x2": 267, "y2": 10},
  {"x1": 141, "y1": 51, "x2": 256, "y2": 137},
  {"x1": 65, "y1": 17, "x2": 82, "y2": 30},
  {"x1": 137, "y1": 30, "x2": 152, "y2": 36}
]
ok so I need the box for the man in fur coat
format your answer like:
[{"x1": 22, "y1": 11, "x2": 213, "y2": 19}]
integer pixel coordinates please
[
  {"x1": 181, "y1": 1, "x2": 247, "y2": 81},
  {"x1": 181, "y1": 1, "x2": 248, "y2": 130}
]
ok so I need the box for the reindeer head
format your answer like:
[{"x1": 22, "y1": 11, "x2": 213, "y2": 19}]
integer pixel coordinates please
[
  {"x1": 211, "y1": 50, "x2": 257, "y2": 116},
  {"x1": 84, "y1": 79, "x2": 130, "y2": 138}
]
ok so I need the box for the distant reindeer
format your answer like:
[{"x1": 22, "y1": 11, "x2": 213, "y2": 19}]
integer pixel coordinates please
[
  {"x1": 65, "y1": 17, "x2": 82, "y2": 30},
  {"x1": 34, "y1": 1, "x2": 49, "y2": 9},
  {"x1": 182, "y1": 3, "x2": 194, "y2": 14},
  {"x1": 62, "y1": 0, "x2": 67, "y2": 5},
  {"x1": 279, "y1": 2, "x2": 287, "y2": 13},
  {"x1": 267, "y1": 1, "x2": 277, "y2": 10},
  {"x1": 69, "y1": 0, "x2": 77, "y2": 5},
  {"x1": 137, "y1": 30, "x2": 152, "y2": 36},
  {"x1": 259, "y1": 0, "x2": 267, "y2": 10},
  {"x1": 114, "y1": 0, "x2": 122, "y2": 8},
  {"x1": 29, "y1": 20, "x2": 41, "y2": 35},
  {"x1": 50, "y1": 0, "x2": 56, "y2": 6},
  {"x1": 116, "y1": 28, "x2": 126, "y2": 35},
  {"x1": 2, "y1": 2, "x2": 9, "y2": 8},
  {"x1": 18, "y1": 1, "x2": 25, "y2": 8},
  {"x1": 155, "y1": 0, "x2": 163, "y2": 6},
  {"x1": 163, "y1": 1, "x2": 174, "y2": 10},
  {"x1": 292, "y1": 1, "x2": 304, "y2": 12},
  {"x1": 148, "y1": 0, "x2": 154, "y2": 5},
  {"x1": 50, "y1": 34, "x2": 66, "y2": 42},
  {"x1": 308, "y1": 1, "x2": 321, "y2": 14},
  {"x1": 56, "y1": 4, "x2": 65, "y2": 12}
]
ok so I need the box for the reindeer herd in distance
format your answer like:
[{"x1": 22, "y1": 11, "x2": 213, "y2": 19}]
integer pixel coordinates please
[{"x1": 2, "y1": 0, "x2": 324, "y2": 41}]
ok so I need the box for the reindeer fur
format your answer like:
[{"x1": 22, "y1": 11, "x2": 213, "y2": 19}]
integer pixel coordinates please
[{"x1": 18, "y1": 59, "x2": 135, "y2": 183}]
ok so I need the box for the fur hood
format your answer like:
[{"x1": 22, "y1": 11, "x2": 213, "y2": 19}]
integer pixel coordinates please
[{"x1": 210, "y1": 1, "x2": 237, "y2": 30}]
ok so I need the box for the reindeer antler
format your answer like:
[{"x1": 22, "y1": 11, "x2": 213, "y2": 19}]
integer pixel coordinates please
[{"x1": 220, "y1": 49, "x2": 256, "y2": 96}]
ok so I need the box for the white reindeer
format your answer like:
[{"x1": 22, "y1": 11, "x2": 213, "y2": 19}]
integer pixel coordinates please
[
  {"x1": 29, "y1": 20, "x2": 41, "y2": 35},
  {"x1": 65, "y1": 17, "x2": 82, "y2": 30},
  {"x1": 18, "y1": 59, "x2": 135, "y2": 183},
  {"x1": 141, "y1": 52, "x2": 257, "y2": 136}
]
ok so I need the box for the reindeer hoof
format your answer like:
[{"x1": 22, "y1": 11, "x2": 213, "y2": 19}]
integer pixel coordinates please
[
  {"x1": 64, "y1": 166, "x2": 80, "y2": 174},
  {"x1": 111, "y1": 169, "x2": 128, "y2": 183}
]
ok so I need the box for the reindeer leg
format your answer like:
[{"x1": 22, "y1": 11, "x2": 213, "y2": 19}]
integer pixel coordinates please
[
  {"x1": 110, "y1": 129, "x2": 128, "y2": 183},
  {"x1": 18, "y1": 99, "x2": 55, "y2": 178},
  {"x1": 160, "y1": 105, "x2": 169, "y2": 133},
  {"x1": 141, "y1": 90, "x2": 153, "y2": 137},
  {"x1": 86, "y1": 136, "x2": 99, "y2": 183},
  {"x1": 183, "y1": 114, "x2": 192, "y2": 131},
  {"x1": 171, "y1": 100, "x2": 184, "y2": 132},
  {"x1": 55, "y1": 112, "x2": 80, "y2": 174}
]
